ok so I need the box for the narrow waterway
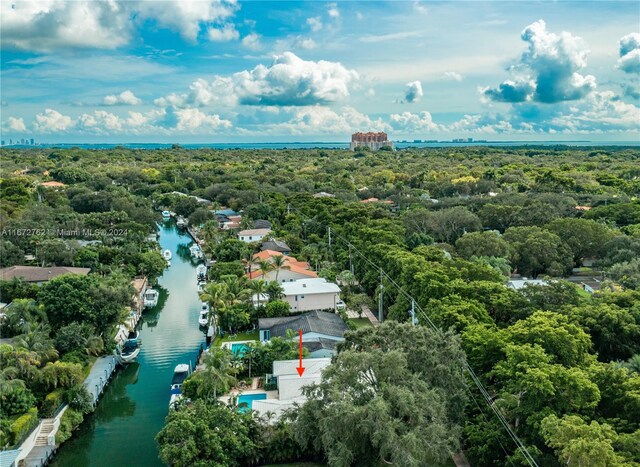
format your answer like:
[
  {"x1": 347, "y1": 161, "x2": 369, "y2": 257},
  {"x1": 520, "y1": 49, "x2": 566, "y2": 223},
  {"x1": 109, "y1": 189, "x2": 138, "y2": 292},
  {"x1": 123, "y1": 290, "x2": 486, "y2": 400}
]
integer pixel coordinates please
[{"x1": 52, "y1": 222, "x2": 205, "y2": 466}]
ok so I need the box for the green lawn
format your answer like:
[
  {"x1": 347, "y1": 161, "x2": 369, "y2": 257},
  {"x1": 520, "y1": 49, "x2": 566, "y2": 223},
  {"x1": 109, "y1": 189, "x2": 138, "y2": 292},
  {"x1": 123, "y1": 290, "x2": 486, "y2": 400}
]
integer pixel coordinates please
[
  {"x1": 349, "y1": 318, "x2": 373, "y2": 329},
  {"x1": 212, "y1": 330, "x2": 259, "y2": 347}
]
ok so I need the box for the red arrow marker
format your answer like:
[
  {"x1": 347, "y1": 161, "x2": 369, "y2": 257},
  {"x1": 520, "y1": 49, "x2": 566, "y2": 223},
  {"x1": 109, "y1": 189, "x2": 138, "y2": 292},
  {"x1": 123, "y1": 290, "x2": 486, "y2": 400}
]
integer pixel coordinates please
[{"x1": 296, "y1": 329, "x2": 305, "y2": 377}]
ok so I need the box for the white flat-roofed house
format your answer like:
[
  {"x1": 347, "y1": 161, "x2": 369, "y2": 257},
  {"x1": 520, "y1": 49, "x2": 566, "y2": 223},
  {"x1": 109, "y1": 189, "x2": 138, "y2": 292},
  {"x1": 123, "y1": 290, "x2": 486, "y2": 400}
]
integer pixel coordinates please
[
  {"x1": 281, "y1": 278, "x2": 341, "y2": 312},
  {"x1": 238, "y1": 228, "x2": 272, "y2": 243},
  {"x1": 507, "y1": 278, "x2": 549, "y2": 290}
]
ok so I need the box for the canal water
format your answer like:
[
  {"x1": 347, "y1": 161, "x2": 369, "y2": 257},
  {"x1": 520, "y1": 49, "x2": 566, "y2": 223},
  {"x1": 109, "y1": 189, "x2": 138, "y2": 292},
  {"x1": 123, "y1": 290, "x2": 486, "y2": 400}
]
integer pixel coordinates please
[{"x1": 52, "y1": 222, "x2": 206, "y2": 466}]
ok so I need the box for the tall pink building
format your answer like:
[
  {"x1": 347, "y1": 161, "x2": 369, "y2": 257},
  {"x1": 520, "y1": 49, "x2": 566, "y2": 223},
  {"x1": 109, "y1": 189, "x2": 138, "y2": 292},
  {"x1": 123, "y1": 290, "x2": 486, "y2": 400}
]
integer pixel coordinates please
[{"x1": 350, "y1": 132, "x2": 394, "y2": 151}]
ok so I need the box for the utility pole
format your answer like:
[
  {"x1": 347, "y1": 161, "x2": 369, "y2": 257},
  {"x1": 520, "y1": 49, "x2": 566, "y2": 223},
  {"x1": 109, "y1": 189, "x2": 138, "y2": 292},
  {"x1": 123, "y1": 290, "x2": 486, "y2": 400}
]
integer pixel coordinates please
[
  {"x1": 286, "y1": 204, "x2": 291, "y2": 215},
  {"x1": 349, "y1": 246, "x2": 354, "y2": 274},
  {"x1": 328, "y1": 226, "x2": 332, "y2": 247},
  {"x1": 408, "y1": 299, "x2": 417, "y2": 326},
  {"x1": 378, "y1": 268, "x2": 384, "y2": 323}
]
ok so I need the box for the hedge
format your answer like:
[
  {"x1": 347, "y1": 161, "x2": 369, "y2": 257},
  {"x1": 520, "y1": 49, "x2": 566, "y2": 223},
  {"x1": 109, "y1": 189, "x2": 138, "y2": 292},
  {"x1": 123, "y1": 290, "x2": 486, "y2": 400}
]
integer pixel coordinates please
[
  {"x1": 55, "y1": 408, "x2": 83, "y2": 445},
  {"x1": 10, "y1": 407, "x2": 38, "y2": 446},
  {"x1": 41, "y1": 389, "x2": 65, "y2": 418}
]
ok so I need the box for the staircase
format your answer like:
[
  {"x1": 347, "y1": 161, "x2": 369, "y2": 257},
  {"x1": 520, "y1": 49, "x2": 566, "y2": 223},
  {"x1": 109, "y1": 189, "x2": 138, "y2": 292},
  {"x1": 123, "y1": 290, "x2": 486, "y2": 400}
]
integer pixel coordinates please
[{"x1": 34, "y1": 419, "x2": 55, "y2": 446}]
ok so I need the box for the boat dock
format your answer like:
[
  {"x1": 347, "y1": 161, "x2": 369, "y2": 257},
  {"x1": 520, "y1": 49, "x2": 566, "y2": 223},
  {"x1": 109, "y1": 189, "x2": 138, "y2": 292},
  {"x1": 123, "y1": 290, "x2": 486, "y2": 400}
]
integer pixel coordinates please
[{"x1": 84, "y1": 356, "x2": 118, "y2": 407}]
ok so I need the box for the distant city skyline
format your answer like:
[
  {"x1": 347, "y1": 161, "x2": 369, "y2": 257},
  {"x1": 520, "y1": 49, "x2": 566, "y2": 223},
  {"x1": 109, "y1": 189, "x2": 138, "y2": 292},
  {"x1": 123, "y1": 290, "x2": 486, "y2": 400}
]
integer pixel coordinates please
[{"x1": 1, "y1": 1, "x2": 639, "y2": 143}]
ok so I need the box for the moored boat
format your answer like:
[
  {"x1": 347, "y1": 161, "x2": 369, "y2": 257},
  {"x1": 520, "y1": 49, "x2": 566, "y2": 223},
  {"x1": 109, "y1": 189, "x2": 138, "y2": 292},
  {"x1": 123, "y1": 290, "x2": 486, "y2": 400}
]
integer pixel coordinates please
[
  {"x1": 197, "y1": 280, "x2": 206, "y2": 293},
  {"x1": 169, "y1": 363, "x2": 191, "y2": 408},
  {"x1": 176, "y1": 217, "x2": 187, "y2": 229},
  {"x1": 198, "y1": 309, "x2": 209, "y2": 327},
  {"x1": 163, "y1": 249, "x2": 172, "y2": 261},
  {"x1": 143, "y1": 289, "x2": 159, "y2": 308},
  {"x1": 161, "y1": 210, "x2": 171, "y2": 218},
  {"x1": 115, "y1": 333, "x2": 142, "y2": 365},
  {"x1": 196, "y1": 264, "x2": 207, "y2": 281}
]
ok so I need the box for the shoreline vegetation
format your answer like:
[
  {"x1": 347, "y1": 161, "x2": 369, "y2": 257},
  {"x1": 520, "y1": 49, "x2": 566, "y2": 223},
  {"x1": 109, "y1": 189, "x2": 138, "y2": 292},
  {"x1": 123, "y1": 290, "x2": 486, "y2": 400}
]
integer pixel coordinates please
[{"x1": 1, "y1": 145, "x2": 639, "y2": 466}]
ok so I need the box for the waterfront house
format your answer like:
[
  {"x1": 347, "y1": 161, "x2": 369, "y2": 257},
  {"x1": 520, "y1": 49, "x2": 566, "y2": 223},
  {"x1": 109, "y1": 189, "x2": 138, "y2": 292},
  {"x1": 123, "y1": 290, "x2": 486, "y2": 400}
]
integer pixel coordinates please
[
  {"x1": 260, "y1": 239, "x2": 291, "y2": 254},
  {"x1": 281, "y1": 278, "x2": 341, "y2": 312},
  {"x1": 238, "y1": 228, "x2": 272, "y2": 243},
  {"x1": 258, "y1": 310, "x2": 347, "y2": 347},
  {"x1": 247, "y1": 250, "x2": 317, "y2": 283}
]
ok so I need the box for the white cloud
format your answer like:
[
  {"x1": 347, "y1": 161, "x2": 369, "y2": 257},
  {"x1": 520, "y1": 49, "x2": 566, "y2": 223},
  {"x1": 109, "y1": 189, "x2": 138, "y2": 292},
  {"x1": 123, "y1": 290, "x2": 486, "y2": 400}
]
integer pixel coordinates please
[
  {"x1": 5, "y1": 117, "x2": 27, "y2": 132},
  {"x1": 262, "y1": 106, "x2": 388, "y2": 135},
  {"x1": 0, "y1": 0, "x2": 240, "y2": 51},
  {"x1": 136, "y1": 0, "x2": 239, "y2": 42},
  {"x1": 359, "y1": 31, "x2": 422, "y2": 43},
  {"x1": 33, "y1": 109, "x2": 74, "y2": 133},
  {"x1": 307, "y1": 17, "x2": 323, "y2": 32},
  {"x1": 296, "y1": 38, "x2": 317, "y2": 50},
  {"x1": 413, "y1": 2, "x2": 428, "y2": 15},
  {"x1": 443, "y1": 71, "x2": 463, "y2": 82},
  {"x1": 103, "y1": 90, "x2": 143, "y2": 106},
  {"x1": 208, "y1": 24, "x2": 240, "y2": 42},
  {"x1": 155, "y1": 52, "x2": 359, "y2": 107},
  {"x1": 1, "y1": 0, "x2": 131, "y2": 51},
  {"x1": 327, "y1": 3, "x2": 340, "y2": 18},
  {"x1": 483, "y1": 20, "x2": 596, "y2": 103},
  {"x1": 174, "y1": 108, "x2": 232, "y2": 132},
  {"x1": 404, "y1": 81, "x2": 423, "y2": 103},
  {"x1": 390, "y1": 111, "x2": 441, "y2": 132},
  {"x1": 617, "y1": 33, "x2": 640, "y2": 74},
  {"x1": 241, "y1": 33, "x2": 262, "y2": 50}
]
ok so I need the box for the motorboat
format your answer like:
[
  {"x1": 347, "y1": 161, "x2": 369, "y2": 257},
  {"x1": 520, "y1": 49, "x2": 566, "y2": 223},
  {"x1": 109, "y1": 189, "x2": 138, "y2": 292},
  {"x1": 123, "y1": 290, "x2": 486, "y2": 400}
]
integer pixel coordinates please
[
  {"x1": 161, "y1": 210, "x2": 171, "y2": 218},
  {"x1": 197, "y1": 281, "x2": 207, "y2": 293},
  {"x1": 163, "y1": 249, "x2": 172, "y2": 261},
  {"x1": 189, "y1": 244, "x2": 200, "y2": 257},
  {"x1": 201, "y1": 302, "x2": 210, "y2": 313},
  {"x1": 169, "y1": 363, "x2": 191, "y2": 408},
  {"x1": 196, "y1": 264, "x2": 207, "y2": 281},
  {"x1": 176, "y1": 217, "x2": 187, "y2": 229},
  {"x1": 143, "y1": 289, "x2": 159, "y2": 308},
  {"x1": 199, "y1": 309, "x2": 209, "y2": 327},
  {"x1": 115, "y1": 332, "x2": 142, "y2": 365}
]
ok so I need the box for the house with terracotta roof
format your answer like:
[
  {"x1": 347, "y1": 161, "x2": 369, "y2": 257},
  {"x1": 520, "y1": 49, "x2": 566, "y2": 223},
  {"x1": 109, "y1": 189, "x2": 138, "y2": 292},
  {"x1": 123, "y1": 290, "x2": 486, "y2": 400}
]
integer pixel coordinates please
[
  {"x1": 247, "y1": 250, "x2": 317, "y2": 283},
  {"x1": 39, "y1": 181, "x2": 66, "y2": 188}
]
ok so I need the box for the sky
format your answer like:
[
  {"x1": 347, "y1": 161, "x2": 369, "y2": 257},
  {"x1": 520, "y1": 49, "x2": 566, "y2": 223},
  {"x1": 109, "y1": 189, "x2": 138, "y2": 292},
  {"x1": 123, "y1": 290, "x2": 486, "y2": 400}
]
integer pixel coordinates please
[{"x1": 1, "y1": 0, "x2": 639, "y2": 143}]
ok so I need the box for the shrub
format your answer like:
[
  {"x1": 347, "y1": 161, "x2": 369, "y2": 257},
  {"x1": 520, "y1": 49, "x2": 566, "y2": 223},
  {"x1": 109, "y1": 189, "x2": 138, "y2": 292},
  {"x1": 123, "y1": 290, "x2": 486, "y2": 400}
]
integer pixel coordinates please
[
  {"x1": 0, "y1": 386, "x2": 36, "y2": 416},
  {"x1": 10, "y1": 407, "x2": 38, "y2": 446},
  {"x1": 55, "y1": 408, "x2": 84, "y2": 445},
  {"x1": 65, "y1": 385, "x2": 94, "y2": 414},
  {"x1": 41, "y1": 389, "x2": 65, "y2": 418}
]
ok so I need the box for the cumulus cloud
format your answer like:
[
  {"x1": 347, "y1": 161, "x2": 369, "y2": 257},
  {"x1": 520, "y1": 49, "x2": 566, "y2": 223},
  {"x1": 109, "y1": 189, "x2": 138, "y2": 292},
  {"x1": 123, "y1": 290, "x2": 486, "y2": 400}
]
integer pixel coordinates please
[
  {"x1": 1, "y1": 0, "x2": 240, "y2": 51},
  {"x1": 443, "y1": 71, "x2": 463, "y2": 81},
  {"x1": 404, "y1": 81, "x2": 423, "y2": 103},
  {"x1": 155, "y1": 52, "x2": 359, "y2": 107},
  {"x1": 327, "y1": 3, "x2": 340, "y2": 18},
  {"x1": 260, "y1": 106, "x2": 388, "y2": 135},
  {"x1": 208, "y1": 24, "x2": 240, "y2": 42},
  {"x1": 617, "y1": 33, "x2": 640, "y2": 74},
  {"x1": 390, "y1": 111, "x2": 440, "y2": 132},
  {"x1": 241, "y1": 33, "x2": 262, "y2": 50},
  {"x1": 135, "y1": 0, "x2": 239, "y2": 42},
  {"x1": 103, "y1": 90, "x2": 143, "y2": 106},
  {"x1": 5, "y1": 117, "x2": 27, "y2": 132},
  {"x1": 173, "y1": 108, "x2": 233, "y2": 132},
  {"x1": 307, "y1": 17, "x2": 323, "y2": 32},
  {"x1": 33, "y1": 109, "x2": 74, "y2": 132},
  {"x1": 483, "y1": 20, "x2": 596, "y2": 104}
]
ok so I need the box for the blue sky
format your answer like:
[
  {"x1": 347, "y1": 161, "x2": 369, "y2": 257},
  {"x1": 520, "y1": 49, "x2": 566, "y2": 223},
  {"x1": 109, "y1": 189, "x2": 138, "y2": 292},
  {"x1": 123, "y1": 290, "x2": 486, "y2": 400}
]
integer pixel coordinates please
[{"x1": 1, "y1": 0, "x2": 639, "y2": 143}]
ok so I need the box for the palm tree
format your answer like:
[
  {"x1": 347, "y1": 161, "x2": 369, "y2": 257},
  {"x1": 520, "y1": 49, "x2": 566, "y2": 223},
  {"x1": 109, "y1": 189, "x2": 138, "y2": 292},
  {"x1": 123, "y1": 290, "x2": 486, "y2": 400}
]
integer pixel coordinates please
[
  {"x1": 201, "y1": 282, "x2": 227, "y2": 326},
  {"x1": 265, "y1": 281, "x2": 284, "y2": 302},
  {"x1": 254, "y1": 259, "x2": 275, "y2": 279},
  {"x1": 271, "y1": 254, "x2": 290, "y2": 282},
  {"x1": 249, "y1": 280, "x2": 268, "y2": 308},
  {"x1": 14, "y1": 324, "x2": 58, "y2": 364},
  {"x1": 220, "y1": 276, "x2": 251, "y2": 307},
  {"x1": 199, "y1": 349, "x2": 236, "y2": 400}
]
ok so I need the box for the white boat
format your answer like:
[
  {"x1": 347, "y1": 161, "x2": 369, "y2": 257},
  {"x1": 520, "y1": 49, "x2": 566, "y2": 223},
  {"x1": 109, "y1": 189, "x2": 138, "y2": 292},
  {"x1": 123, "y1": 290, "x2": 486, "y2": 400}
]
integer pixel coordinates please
[
  {"x1": 169, "y1": 363, "x2": 191, "y2": 408},
  {"x1": 163, "y1": 249, "x2": 172, "y2": 261},
  {"x1": 176, "y1": 217, "x2": 187, "y2": 229},
  {"x1": 143, "y1": 289, "x2": 159, "y2": 308},
  {"x1": 199, "y1": 309, "x2": 209, "y2": 326},
  {"x1": 196, "y1": 264, "x2": 207, "y2": 281},
  {"x1": 201, "y1": 302, "x2": 210, "y2": 313},
  {"x1": 189, "y1": 244, "x2": 200, "y2": 257},
  {"x1": 197, "y1": 281, "x2": 206, "y2": 293},
  {"x1": 166, "y1": 260, "x2": 171, "y2": 268},
  {"x1": 115, "y1": 331, "x2": 142, "y2": 365},
  {"x1": 161, "y1": 210, "x2": 171, "y2": 218}
]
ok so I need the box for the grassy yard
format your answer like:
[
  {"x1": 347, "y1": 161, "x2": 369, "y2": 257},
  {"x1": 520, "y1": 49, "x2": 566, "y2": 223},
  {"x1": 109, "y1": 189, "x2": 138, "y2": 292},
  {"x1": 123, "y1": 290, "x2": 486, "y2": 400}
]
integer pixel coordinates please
[
  {"x1": 349, "y1": 318, "x2": 373, "y2": 329},
  {"x1": 212, "y1": 330, "x2": 259, "y2": 347}
]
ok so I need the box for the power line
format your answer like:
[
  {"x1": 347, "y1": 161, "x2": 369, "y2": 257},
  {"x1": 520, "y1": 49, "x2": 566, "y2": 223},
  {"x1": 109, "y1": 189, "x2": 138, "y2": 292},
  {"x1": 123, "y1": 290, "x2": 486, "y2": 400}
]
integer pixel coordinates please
[{"x1": 286, "y1": 203, "x2": 539, "y2": 467}]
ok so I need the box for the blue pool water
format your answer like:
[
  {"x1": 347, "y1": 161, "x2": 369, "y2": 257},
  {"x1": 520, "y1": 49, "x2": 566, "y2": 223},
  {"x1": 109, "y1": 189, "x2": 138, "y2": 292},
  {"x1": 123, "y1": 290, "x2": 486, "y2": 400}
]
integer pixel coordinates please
[
  {"x1": 231, "y1": 343, "x2": 250, "y2": 357},
  {"x1": 237, "y1": 393, "x2": 267, "y2": 413}
]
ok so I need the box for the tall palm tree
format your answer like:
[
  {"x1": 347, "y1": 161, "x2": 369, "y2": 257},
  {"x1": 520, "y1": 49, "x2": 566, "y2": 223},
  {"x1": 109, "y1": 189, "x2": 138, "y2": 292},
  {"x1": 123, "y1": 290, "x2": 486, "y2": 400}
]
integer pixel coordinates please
[
  {"x1": 14, "y1": 324, "x2": 58, "y2": 364},
  {"x1": 220, "y1": 276, "x2": 251, "y2": 307},
  {"x1": 200, "y1": 282, "x2": 227, "y2": 326},
  {"x1": 248, "y1": 280, "x2": 268, "y2": 308},
  {"x1": 265, "y1": 281, "x2": 284, "y2": 302},
  {"x1": 199, "y1": 349, "x2": 236, "y2": 400},
  {"x1": 271, "y1": 254, "x2": 290, "y2": 282},
  {"x1": 254, "y1": 259, "x2": 275, "y2": 279}
]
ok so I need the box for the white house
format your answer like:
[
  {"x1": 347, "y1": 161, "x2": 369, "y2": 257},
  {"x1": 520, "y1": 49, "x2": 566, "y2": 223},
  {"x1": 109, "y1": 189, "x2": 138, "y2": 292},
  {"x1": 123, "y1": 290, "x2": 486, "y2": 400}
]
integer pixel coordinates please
[
  {"x1": 507, "y1": 278, "x2": 549, "y2": 290},
  {"x1": 238, "y1": 228, "x2": 272, "y2": 243},
  {"x1": 251, "y1": 358, "x2": 331, "y2": 421},
  {"x1": 281, "y1": 278, "x2": 341, "y2": 312}
]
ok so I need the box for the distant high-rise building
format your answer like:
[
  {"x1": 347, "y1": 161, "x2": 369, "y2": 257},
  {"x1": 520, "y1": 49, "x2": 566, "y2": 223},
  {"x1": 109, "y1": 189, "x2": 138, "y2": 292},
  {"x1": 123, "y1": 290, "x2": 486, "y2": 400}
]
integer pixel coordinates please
[
  {"x1": 20, "y1": 138, "x2": 25, "y2": 145},
  {"x1": 350, "y1": 132, "x2": 394, "y2": 151},
  {"x1": 30, "y1": 138, "x2": 35, "y2": 145},
  {"x1": 9, "y1": 139, "x2": 12, "y2": 145},
  {"x1": 1, "y1": 141, "x2": 4, "y2": 146}
]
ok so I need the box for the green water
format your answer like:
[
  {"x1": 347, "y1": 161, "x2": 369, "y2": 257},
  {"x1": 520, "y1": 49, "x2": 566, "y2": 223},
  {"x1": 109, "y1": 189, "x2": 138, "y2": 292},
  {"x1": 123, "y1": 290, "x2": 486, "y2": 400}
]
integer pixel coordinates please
[{"x1": 52, "y1": 222, "x2": 206, "y2": 466}]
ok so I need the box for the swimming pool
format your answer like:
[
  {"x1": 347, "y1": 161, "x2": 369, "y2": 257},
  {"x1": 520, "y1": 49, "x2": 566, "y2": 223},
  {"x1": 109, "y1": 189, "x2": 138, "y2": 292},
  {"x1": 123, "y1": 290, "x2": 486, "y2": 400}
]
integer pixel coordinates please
[
  {"x1": 231, "y1": 343, "x2": 250, "y2": 357},
  {"x1": 237, "y1": 393, "x2": 267, "y2": 413}
]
